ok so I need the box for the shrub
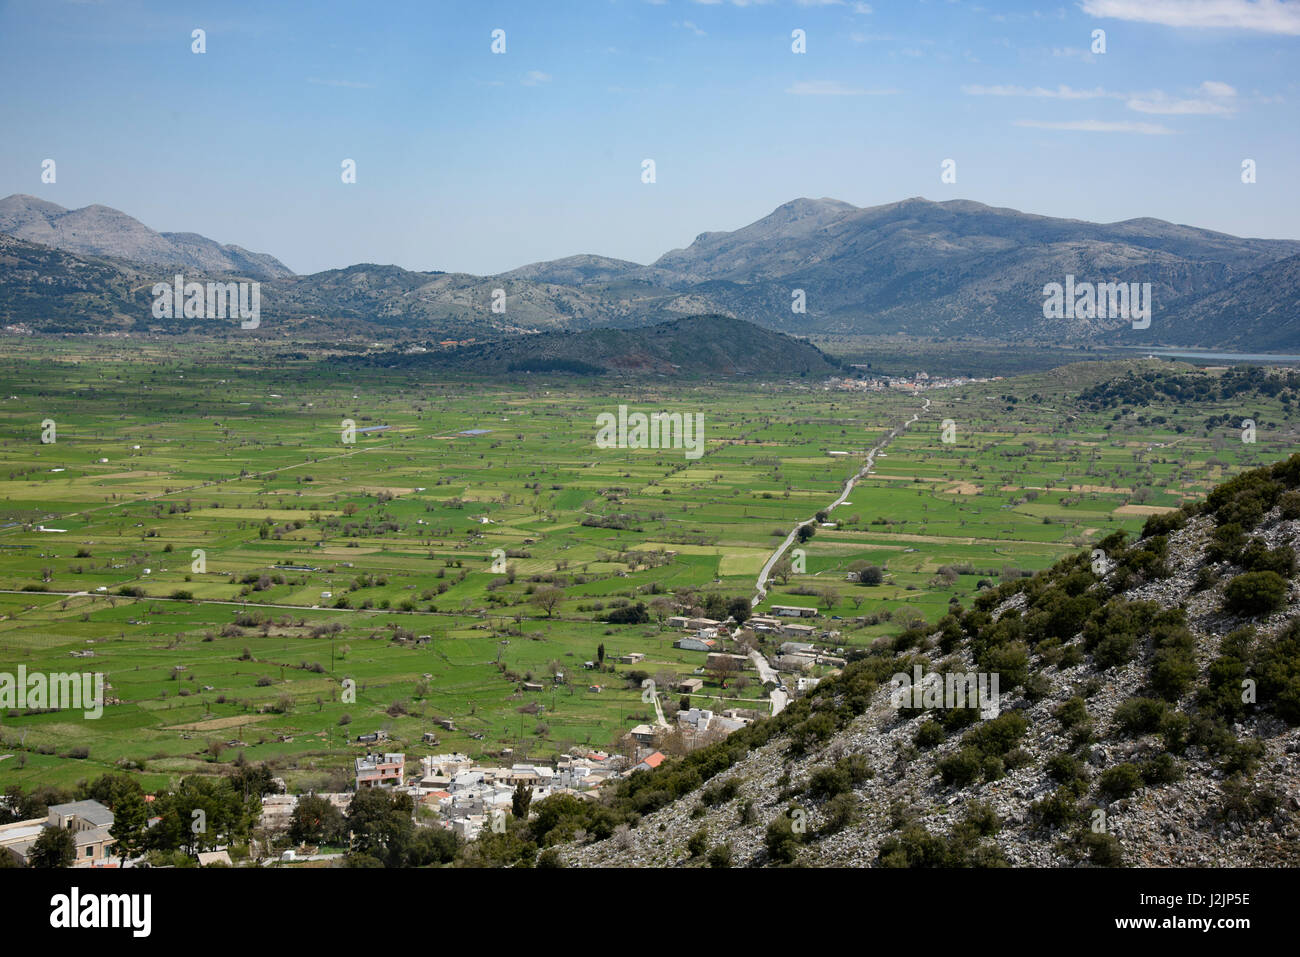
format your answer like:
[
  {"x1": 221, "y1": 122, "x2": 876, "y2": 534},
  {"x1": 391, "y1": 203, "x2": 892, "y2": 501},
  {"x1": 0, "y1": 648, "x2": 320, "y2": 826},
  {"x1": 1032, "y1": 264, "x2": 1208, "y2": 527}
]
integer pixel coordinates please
[
  {"x1": 686, "y1": 828, "x2": 708, "y2": 858},
  {"x1": 807, "y1": 754, "x2": 871, "y2": 799},
  {"x1": 913, "y1": 720, "x2": 945, "y2": 749},
  {"x1": 764, "y1": 812, "x2": 803, "y2": 864},
  {"x1": 1055, "y1": 696, "x2": 1088, "y2": 730},
  {"x1": 1081, "y1": 831, "x2": 1124, "y2": 866},
  {"x1": 706, "y1": 843, "x2": 733, "y2": 868},
  {"x1": 981, "y1": 641, "x2": 1030, "y2": 689},
  {"x1": 605, "y1": 602, "x2": 650, "y2": 625},
  {"x1": 960, "y1": 711, "x2": 1029, "y2": 758},
  {"x1": 937, "y1": 749, "x2": 981, "y2": 788},
  {"x1": 1114, "y1": 697, "x2": 1167, "y2": 736},
  {"x1": 788, "y1": 712, "x2": 836, "y2": 755},
  {"x1": 819, "y1": 793, "x2": 858, "y2": 835},
  {"x1": 1138, "y1": 752, "x2": 1181, "y2": 786},
  {"x1": 1141, "y1": 511, "x2": 1186, "y2": 538},
  {"x1": 878, "y1": 825, "x2": 950, "y2": 868},
  {"x1": 1278, "y1": 490, "x2": 1300, "y2": 520},
  {"x1": 1237, "y1": 540, "x2": 1296, "y2": 577},
  {"x1": 1150, "y1": 646, "x2": 1197, "y2": 701},
  {"x1": 1046, "y1": 753, "x2": 1089, "y2": 789},
  {"x1": 1223, "y1": 571, "x2": 1288, "y2": 616},
  {"x1": 1097, "y1": 763, "x2": 1144, "y2": 801},
  {"x1": 700, "y1": 777, "x2": 740, "y2": 807},
  {"x1": 1215, "y1": 779, "x2": 1280, "y2": 826},
  {"x1": 1157, "y1": 711, "x2": 1191, "y2": 755},
  {"x1": 1003, "y1": 747, "x2": 1032, "y2": 772},
  {"x1": 1257, "y1": 619, "x2": 1300, "y2": 724}
]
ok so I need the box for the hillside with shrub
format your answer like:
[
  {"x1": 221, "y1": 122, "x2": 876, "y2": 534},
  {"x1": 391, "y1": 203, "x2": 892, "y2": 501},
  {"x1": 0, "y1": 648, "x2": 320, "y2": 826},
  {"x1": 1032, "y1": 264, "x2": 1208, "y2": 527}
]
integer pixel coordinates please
[{"x1": 502, "y1": 454, "x2": 1300, "y2": 868}]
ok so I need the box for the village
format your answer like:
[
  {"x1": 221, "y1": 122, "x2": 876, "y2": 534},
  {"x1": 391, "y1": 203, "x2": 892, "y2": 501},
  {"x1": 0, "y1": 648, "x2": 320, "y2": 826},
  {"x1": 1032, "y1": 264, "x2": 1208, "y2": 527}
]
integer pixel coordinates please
[
  {"x1": 0, "y1": 604, "x2": 851, "y2": 865},
  {"x1": 259, "y1": 602, "x2": 851, "y2": 848}
]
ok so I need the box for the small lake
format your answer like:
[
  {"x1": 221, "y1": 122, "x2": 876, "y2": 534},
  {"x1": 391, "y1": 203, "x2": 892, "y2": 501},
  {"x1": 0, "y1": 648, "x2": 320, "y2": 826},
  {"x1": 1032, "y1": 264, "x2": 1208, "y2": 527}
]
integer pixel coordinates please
[{"x1": 1116, "y1": 348, "x2": 1300, "y2": 364}]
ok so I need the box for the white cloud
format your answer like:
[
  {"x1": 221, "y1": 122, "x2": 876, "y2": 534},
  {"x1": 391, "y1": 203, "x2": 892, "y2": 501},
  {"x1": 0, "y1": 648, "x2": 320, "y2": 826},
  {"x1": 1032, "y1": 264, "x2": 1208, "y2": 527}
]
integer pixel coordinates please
[
  {"x1": 522, "y1": 71, "x2": 552, "y2": 86},
  {"x1": 785, "y1": 80, "x2": 899, "y2": 95},
  {"x1": 1013, "y1": 119, "x2": 1176, "y2": 134},
  {"x1": 307, "y1": 77, "x2": 374, "y2": 89},
  {"x1": 1051, "y1": 45, "x2": 1098, "y2": 62},
  {"x1": 1200, "y1": 80, "x2": 1238, "y2": 97},
  {"x1": 968, "y1": 80, "x2": 1241, "y2": 116},
  {"x1": 1081, "y1": 0, "x2": 1300, "y2": 35},
  {"x1": 675, "y1": 19, "x2": 708, "y2": 35},
  {"x1": 1127, "y1": 80, "x2": 1238, "y2": 114},
  {"x1": 1127, "y1": 95, "x2": 1232, "y2": 113},
  {"x1": 962, "y1": 84, "x2": 1118, "y2": 99}
]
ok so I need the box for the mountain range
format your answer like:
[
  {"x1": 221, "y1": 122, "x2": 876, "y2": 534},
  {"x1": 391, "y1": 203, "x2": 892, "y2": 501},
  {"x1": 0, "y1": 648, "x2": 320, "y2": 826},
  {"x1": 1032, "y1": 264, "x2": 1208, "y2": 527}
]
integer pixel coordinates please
[
  {"x1": 2, "y1": 193, "x2": 1298, "y2": 350},
  {"x1": 0, "y1": 195, "x2": 292, "y2": 280}
]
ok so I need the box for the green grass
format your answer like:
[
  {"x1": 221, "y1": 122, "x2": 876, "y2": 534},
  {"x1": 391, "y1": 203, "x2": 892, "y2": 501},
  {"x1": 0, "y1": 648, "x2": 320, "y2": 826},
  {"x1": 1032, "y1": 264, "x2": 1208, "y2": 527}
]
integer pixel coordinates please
[{"x1": 1, "y1": 341, "x2": 1296, "y2": 791}]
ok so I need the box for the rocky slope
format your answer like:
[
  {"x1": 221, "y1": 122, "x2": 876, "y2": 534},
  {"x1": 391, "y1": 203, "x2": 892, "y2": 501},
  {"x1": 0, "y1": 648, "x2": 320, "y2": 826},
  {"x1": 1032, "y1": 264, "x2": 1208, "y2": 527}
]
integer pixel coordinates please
[
  {"x1": 0, "y1": 194, "x2": 292, "y2": 280},
  {"x1": 559, "y1": 457, "x2": 1300, "y2": 867}
]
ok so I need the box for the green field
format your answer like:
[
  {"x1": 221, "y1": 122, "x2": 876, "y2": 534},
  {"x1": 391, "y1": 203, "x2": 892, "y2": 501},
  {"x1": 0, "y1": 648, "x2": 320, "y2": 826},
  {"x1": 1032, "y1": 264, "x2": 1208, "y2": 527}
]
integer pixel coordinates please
[{"x1": 1, "y1": 339, "x2": 1296, "y2": 791}]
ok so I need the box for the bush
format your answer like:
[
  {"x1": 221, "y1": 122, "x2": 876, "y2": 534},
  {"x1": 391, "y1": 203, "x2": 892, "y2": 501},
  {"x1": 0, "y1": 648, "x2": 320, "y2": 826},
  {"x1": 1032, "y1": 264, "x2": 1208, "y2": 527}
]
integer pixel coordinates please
[
  {"x1": 605, "y1": 602, "x2": 650, "y2": 625},
  {"x1": 788, "y1": 712, "x2": 836, "y2": 755},
  {"x1": 1215, "y1": 778, "x2": 1281, "y2": 826},
  {"x1": 1237, "y1": 540, "x2": 1296, "y2": 577},
  {"x1": 1081, "y1": 831, "x2": 1124, "y2": 866},
  {"x1": 1046, "y1": 753, "x2": 1089, "y2": 789},
  {"x1": 1003, "y1": 747, "x2": 1032, "y2": 772},
  {"x1": 1055, "y1": 696, "x2": 1088, "y2": 730},
  {"x1": 878, "y1": 825, "x2": 950, "y2": 868},
  {"x1": 686, "y1": 828, "x2": 708, "y2": 858},
  {"x1": 960, "y1": 711, "x2": 1029, "y2": 758},
  {"x1": 699, "y1": 778, "x2": 740, "y2": 807},
  {"x1": 764, "y1": 812, "x2": 803, "y2": 864},
  {"x1": 937, "y1": 749, "x2": 982, "y2": 788},
  {"x1": 1257, "y1": 619, "x2": 1300, "y2": 724},
  {"x1": 1031, "y1": 787, "x2": 1080, "y2": 829},
  {"x1": 706, "y1": 843, "x2": 733, "y2": 868},
  {"x1": 1157, "y1": 711, "x2": 1191, "y2": 755},
  {"x1": 1224, "y1": 570, "x2": 1288, "y2": 616},
  {"x1": 1279, "y1": 490, "x2": 1300, "y2": 520},
  {"x1": 1097, "y1": 763, "x2": 1144, "y2": 801},
  {"x1": 914, "y1": 720, "x2": 945, "y2": 749},
  {"x1": 1138, "y1": 752, "x2": 1181, "y2": 786},
  {"x1": 819, "y1": 793, "x2": 858, "y2": 835},
  {"x1": 807, "y1": 754, "x2": 871, "y2": 800},
  {"x1": 1114, "y1": 697, "x2": 1167, "y2": 736}
]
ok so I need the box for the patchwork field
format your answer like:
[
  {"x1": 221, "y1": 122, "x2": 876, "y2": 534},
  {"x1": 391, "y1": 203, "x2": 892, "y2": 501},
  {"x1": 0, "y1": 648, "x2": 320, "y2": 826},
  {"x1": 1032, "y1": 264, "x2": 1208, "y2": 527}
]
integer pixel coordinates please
[{"x1": 0, "y1": 339, "x2": 1295, "y2": 791}]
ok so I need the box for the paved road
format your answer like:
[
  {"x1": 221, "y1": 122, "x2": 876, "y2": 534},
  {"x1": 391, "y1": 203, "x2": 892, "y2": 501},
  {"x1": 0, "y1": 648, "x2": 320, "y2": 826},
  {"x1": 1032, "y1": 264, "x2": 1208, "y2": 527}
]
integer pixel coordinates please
[
  {"x1": 751, "y1": 397, "x2": 930, "y2": 607},
  {"x1": 747, "y1": 649, "x2": 789, "y2": 715},
  {"x1": 745, "y1": 397, "x2": 930, "y2": 715}
]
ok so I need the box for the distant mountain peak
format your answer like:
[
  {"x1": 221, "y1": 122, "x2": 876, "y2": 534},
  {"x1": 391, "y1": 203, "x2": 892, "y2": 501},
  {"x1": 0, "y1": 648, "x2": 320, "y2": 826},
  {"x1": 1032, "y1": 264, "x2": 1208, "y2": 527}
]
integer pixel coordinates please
[{"x1": 0, "y1": 194, "x2": 293, "y2": 280}]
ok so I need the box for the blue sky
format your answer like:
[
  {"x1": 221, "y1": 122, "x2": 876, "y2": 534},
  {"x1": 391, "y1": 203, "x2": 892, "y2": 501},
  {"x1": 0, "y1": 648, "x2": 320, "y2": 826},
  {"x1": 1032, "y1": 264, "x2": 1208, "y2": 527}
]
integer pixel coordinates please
[{"x1": 1, "y1": 0, "x2": 1297, "y2": 275}]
